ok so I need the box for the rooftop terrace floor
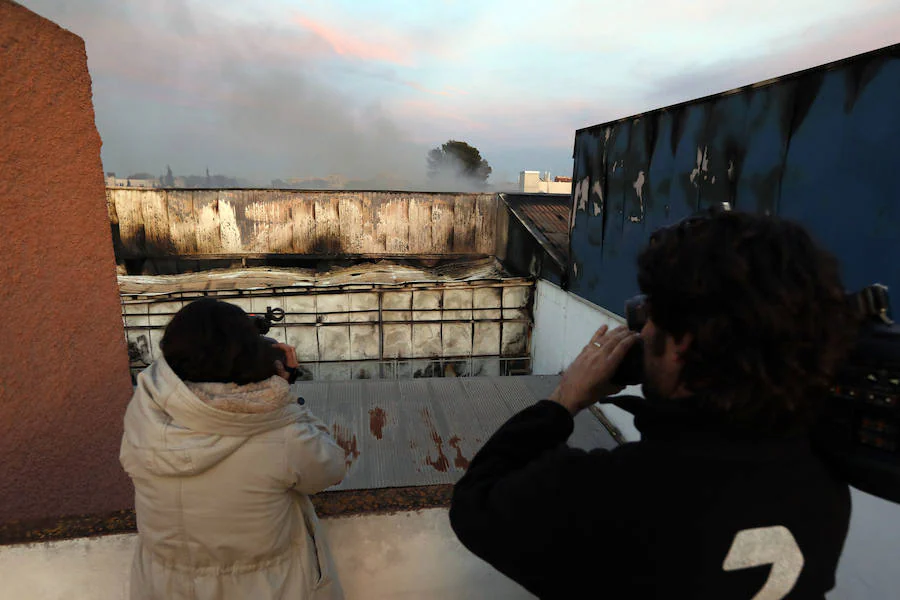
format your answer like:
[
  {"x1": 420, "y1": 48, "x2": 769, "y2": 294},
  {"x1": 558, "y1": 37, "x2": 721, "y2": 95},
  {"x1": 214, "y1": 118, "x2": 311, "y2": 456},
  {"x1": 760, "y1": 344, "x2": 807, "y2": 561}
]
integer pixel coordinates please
[{"x1": 1, "y1": 375, "x2": 615, "y2": 545}]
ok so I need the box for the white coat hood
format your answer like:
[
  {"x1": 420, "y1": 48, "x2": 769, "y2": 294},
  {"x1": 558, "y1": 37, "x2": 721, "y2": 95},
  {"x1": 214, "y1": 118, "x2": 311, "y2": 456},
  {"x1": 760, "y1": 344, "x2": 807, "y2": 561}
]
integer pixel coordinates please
[{"x1": 123, "y1": 357, "x2": 304, "y2": 477}]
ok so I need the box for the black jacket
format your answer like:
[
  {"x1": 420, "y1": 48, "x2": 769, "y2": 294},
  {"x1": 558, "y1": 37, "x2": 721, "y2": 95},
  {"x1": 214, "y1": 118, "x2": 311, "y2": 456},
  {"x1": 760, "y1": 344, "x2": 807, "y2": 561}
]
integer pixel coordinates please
[{"x1": 449, "y1": 398, "x2": 851, "y2": 600}]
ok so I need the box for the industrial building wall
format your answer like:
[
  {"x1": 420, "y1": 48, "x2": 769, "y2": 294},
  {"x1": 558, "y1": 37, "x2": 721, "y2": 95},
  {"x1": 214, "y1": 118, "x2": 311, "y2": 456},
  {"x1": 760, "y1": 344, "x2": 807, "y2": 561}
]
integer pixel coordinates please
[
  {"x1": 567, "y1": 43, "x2": 900, "y2": 315},
  {"x1": 107, "y1": 189, "x2": 500, "y2": 259},
  {"x1": 122, "y1": 279, "x2": 533, "y2": 381},
  {"x1": 0, "y1": 0, "x2": 133, "y2": 524}
]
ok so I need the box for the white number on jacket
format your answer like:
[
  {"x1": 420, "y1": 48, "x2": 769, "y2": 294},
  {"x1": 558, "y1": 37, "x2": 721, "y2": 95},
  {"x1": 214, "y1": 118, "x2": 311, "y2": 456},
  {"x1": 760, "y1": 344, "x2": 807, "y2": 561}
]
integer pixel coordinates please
[{"x1": 722, "y1": 526, "x2": 805, "y2": 600}]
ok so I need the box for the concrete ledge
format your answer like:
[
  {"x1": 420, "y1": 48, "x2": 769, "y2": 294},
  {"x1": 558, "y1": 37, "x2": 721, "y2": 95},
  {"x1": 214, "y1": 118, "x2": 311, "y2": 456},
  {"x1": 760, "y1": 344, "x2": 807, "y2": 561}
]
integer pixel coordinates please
[
  {"x1": 0, "y1": 508, "x2": 534, "y2": 600},
  {"x1": 0, "y1": 484, "x2": 453, "y2": 546},
  {"x1": 313, "y1": 484, "x2": 453, "y2": 518}
]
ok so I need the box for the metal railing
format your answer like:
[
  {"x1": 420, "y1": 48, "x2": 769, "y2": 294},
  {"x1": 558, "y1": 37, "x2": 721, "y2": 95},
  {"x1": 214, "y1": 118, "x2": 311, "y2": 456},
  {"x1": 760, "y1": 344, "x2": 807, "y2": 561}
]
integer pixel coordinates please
[{"x1": 293, "y1": 356, "x2": 533, "y2": 381}]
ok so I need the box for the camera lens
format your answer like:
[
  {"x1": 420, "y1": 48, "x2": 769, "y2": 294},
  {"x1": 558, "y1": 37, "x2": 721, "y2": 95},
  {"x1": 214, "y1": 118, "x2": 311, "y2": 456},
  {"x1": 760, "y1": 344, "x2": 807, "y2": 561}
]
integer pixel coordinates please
[{"x1": 625, "y1": 294, "x2": 648, "y2": 332}]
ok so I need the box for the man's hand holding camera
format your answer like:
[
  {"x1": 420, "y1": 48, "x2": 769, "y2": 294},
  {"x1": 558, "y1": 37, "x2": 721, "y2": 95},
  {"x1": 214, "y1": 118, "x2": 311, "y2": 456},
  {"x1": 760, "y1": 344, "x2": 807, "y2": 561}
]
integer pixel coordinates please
[{"x1": 549, "y1": 325, "x2": 641, "y2": 415}]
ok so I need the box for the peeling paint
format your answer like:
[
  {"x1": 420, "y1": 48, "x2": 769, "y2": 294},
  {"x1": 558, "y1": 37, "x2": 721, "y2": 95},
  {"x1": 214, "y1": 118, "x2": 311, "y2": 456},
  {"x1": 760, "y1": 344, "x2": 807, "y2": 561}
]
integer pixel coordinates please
[
  {"x1": 196, "y1": 200, "x2": 220, "y2": 252},
  {"x1": 244, "y1": 201, "x2": 271, "y2": 222},
  {"x1": 689, "y1": 146, "x2": 709, "y2": 187},
  {"x1": 218, "y1": 199, "x2": 242, "y2": 252},
  {"x1": 575, "y1": 178, "x2": 589, "y2": 212},
  {"x1": 570, "y1": 178, "x2": 589, "y2": 231},
  {"x1": 630, "y1": 170, "x2": 646, "y2": 223},
  {"x1": 591, "y1": 181, "x2": 604, "y2": 216}
]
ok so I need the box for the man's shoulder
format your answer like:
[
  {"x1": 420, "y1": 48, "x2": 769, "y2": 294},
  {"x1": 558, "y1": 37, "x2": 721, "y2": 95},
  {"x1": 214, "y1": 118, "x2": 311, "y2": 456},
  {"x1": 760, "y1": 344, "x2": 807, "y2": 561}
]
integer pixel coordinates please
[{"x1": 598, "y1": 433, "x2": 848, "y2": 499}]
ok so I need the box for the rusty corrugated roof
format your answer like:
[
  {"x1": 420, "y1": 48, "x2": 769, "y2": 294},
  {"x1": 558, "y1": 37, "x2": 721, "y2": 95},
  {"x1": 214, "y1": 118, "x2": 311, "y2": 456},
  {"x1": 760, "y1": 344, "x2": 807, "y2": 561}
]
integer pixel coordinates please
[
  {"x1": 294, "y1": 375, "x2": 616, "y2": 491},
  {"x1": 501, "y1": 193, "x2": 571, "y2": 265}
]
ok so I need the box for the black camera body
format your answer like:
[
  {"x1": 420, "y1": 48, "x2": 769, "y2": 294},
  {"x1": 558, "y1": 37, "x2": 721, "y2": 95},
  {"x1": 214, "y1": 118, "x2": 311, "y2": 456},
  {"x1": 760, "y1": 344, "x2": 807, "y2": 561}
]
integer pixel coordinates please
[
  {"x1": 609, "y1": 294, "x2": 649, "y2": 386},
  {"x1": 813, "y1": 286, "x2": 900, "y2": 503},
  {"x1": 611, "y1": 284, "x2": 900, "y2": 503},
  {"x1": 249, "y1": 306, "x2": 299, "y2": 384}
]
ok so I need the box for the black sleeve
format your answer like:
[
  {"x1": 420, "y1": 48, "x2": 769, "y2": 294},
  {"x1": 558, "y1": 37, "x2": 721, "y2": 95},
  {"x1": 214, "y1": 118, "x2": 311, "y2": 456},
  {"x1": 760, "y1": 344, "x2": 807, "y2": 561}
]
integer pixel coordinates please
[{"x1": 449, "y1": 400, "x2": 624, "y2": 598}]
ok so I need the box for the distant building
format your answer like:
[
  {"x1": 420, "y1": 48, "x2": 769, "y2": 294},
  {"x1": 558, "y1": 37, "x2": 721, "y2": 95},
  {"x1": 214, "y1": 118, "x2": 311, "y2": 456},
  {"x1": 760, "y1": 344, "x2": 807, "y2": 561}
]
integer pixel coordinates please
[
  {"x1": 105, "y1": 174, "x2": 158, "y2": 188},
  {"x1": 518, "y1": 171, "x2": 572, "y2": 194},
  {"x1": 272, "y1": 174, "x2": 349, "y2": 189}
]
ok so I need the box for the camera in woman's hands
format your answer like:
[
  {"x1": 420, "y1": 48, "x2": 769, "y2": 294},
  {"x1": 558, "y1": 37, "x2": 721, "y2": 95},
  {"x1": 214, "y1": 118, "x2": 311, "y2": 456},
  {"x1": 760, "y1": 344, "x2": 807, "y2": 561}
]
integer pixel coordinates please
[{"x1": 249, "y1": 307, "x2": 300, "y2": 384}]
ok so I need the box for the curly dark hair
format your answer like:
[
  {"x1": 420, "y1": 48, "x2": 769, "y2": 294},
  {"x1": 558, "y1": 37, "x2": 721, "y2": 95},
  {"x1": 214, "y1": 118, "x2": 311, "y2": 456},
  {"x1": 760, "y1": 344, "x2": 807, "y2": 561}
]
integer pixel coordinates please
[
  {"x1": 160, "y1": 298, "x2": 279, "y2": 385},
  {"x1": 637, "y1": 210, "x2": 858, "y2": 431}
]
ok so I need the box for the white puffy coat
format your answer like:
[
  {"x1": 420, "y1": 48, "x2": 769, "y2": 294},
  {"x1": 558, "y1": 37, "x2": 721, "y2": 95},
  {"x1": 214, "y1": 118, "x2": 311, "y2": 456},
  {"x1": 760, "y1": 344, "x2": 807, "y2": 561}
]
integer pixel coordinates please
[{"x1": 120, "y1": 357, "x2": 347, "y2": 600}]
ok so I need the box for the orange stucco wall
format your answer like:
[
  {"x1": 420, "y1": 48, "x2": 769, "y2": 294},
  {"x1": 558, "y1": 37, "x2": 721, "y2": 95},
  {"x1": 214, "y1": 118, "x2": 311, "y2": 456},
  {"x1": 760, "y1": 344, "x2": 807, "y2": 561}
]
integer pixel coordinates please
[{"x1": 0, "y1": 1, "x2": 133, "y2": 524}]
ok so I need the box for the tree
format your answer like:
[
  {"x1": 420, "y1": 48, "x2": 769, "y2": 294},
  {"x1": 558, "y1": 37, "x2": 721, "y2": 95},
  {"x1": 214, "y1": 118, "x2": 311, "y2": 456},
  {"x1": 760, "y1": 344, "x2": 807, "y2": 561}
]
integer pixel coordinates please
[
  {"x1": 163, "y1": 165, "x2": 175, "y2": 187},
  {"x1": 427, "y1": 140, "x2": 492, "y2": 184}
]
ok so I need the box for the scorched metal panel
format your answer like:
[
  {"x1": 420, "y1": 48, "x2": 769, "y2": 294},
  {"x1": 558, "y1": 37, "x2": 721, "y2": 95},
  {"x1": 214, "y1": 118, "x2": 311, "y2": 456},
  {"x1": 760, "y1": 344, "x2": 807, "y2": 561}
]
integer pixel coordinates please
[{"x1": 568, "y1": 43, "x2": 900, "y2": 316}]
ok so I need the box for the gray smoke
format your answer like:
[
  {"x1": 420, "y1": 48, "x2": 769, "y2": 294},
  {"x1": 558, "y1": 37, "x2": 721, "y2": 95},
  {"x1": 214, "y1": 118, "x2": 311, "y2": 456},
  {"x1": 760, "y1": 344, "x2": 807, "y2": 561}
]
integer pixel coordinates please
[
  {"x1": 17, "y1": 0, "x2": 488, "y2": 190},
  {"x1": 18, "y1": 1, "x2": 895, "y2": 191}
]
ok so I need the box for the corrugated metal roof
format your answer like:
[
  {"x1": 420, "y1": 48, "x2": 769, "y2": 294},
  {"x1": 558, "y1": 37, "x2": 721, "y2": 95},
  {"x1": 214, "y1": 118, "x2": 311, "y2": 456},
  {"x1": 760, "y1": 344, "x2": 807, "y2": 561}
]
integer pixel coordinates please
[
  {"x1": 501, "y1": 193, "x2": 571, "y2": 264},
  {"x1": 118, "y1": 257, "x2": 524, "y2": 296},
  {"x1": 293, "y1": 375, "x2": 616, "y2": 491}
]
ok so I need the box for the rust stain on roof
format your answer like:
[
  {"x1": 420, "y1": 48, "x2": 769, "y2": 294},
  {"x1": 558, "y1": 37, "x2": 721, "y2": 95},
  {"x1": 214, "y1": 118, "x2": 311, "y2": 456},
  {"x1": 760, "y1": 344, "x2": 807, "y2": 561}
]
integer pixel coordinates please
[
  {"x1": 448, "y1": 436, "x2": 470, "y2": 469},
  {"x1": 331, "y1": 423, "x2": 360, "y2": 468},
  {"x1": 287, "y1": 375, "x2": 615, "y2": 492},
  {"x1": 369, "y1": 407, "x2": 386, "y2": 440},
  {"x1": 420, "y1": 408, "x2": 450, "y2": 473}
]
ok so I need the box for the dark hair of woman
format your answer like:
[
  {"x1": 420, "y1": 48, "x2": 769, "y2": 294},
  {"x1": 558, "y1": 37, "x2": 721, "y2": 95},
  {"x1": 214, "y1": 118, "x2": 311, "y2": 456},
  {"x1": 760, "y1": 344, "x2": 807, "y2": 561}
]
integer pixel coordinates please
[
  {"x1": 160, "y1": 298, "x2": 279, "y2": 385},
  {"x1": 637, "y1": 210, "x2": 858, "y2": 431}
]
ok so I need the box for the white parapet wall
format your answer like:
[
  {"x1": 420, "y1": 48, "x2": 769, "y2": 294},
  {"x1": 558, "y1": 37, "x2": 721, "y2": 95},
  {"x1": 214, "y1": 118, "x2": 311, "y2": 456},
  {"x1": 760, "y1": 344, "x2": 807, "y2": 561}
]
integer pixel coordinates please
[
  {"x1": 530, "y1": 278, "x2": 900, "y2": 600},
  {"x1": 531, "y1": 279, "x2": 642, "y2": 441},
  {"x1": 0, "y1": 509, "x2": 533, "y2": 600},
  {"x1": 1, "y1": 500, "x2": 895, "y2": 600}
]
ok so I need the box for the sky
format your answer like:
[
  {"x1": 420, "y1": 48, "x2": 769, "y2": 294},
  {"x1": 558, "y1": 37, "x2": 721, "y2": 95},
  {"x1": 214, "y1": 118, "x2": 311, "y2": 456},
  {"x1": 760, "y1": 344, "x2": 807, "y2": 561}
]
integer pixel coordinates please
[{"x1": 19, "y1": 0, "x2": 900, "y2": 188}]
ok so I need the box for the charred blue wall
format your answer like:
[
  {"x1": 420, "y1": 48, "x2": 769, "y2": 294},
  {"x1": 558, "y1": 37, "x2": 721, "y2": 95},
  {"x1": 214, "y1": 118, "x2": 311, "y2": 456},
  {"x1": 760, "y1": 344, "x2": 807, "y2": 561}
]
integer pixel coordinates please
[{"x1": 568, "y1": 44, "x2": 900, "y2": 316}]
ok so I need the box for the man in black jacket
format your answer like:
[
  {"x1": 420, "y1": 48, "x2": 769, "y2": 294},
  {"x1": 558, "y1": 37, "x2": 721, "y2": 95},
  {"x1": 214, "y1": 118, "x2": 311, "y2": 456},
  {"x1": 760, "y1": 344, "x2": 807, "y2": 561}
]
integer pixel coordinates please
[{"x1": 449, "y1": 211, "x2": 858, "y2": 599}]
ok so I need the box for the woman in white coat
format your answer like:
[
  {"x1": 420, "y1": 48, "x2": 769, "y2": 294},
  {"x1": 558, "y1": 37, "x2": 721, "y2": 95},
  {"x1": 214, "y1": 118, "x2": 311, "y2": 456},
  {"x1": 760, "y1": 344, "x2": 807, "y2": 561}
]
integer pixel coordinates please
[{"x1": 120, "y1": 298, "x2": 347, "y2": 599}]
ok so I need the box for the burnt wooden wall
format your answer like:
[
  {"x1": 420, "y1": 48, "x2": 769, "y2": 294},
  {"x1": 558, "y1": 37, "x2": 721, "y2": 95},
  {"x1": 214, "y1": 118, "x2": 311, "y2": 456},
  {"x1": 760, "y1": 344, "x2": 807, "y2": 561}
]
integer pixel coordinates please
[{"x1": 107, "y1": 189, "x2": 501, "y2": 258}]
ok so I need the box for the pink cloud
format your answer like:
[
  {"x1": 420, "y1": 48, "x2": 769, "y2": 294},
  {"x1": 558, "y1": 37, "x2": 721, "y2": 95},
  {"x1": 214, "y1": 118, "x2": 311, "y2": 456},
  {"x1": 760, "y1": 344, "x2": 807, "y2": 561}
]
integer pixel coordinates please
[
  {"x1": 444, "y1": 86, "x2": 470, "y2": 96},
  {"x1": 294, "y1": 15, "x2": 412, "y2": 67}
]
